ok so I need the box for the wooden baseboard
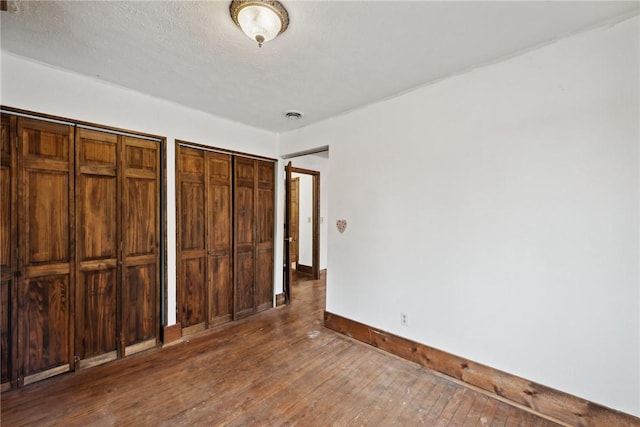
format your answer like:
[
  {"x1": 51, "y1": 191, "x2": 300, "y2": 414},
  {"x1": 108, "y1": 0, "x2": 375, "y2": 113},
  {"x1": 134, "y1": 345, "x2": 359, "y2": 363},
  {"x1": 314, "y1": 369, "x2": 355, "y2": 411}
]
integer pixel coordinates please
[
  {"x1": 181, "y1": 322, "x2": 206, "y2": 337},
  {"x1": 324, "y1": 311, "x2": 639, "y2": 427},
  {"x1": 162, "y1": 323, "x2": 182, "y2": 346},
  {"x1": 275, "y1": 293, "x2": 286, "y2": 307},
  {"x1": 297, "y1": 264, "x2": 313, "y2": 275}
]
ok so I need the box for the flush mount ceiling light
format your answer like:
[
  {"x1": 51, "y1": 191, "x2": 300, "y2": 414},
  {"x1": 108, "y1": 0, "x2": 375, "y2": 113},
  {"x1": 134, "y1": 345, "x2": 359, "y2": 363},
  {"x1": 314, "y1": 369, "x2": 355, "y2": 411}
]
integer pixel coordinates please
[{"x1": 230, "y1": 0, "x2": 289, "y2": 48}]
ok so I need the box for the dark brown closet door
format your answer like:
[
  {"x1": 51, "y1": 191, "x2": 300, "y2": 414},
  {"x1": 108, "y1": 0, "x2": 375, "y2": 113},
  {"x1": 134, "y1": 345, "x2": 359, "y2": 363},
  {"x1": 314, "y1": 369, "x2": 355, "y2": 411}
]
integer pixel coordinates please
[
  {"x1": 177, "y1": 146, "x2": 207, "y2": 334},
  {"x1": 122, "y1": 136, "x2": 159, "y2": 355},
  {"x1": 255, "y1": 160, "x2": 274, "y2": 312},
  {"x1": 1, "y1": 115, "x2": 17, "y2": 390},
  {"x1": 17, "y1": 118, "x2": 75, "y2": 385},
  {"x1": 74, "y1": 129, "x2": 118, "y2": 368},
  {"x1": 234, "y1": 157, "x2": 255, "y2": 319},
  {"x1": 207, "y1": 152, "x2": 232, "y2": 326}
]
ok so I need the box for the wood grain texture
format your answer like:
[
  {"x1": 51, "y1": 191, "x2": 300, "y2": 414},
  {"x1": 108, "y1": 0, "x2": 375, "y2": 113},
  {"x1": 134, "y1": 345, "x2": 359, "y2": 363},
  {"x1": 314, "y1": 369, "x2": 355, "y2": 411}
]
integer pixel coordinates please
[
  {"x1": 1, "y1": 280, "x2": 12, "y2": 386},
  {"x1": 255, "y1": 160, "x2": 274, "y2": 313},
  {"x1": 324, "y1": 311, "x2": 640, "y2": 427},
  {"x1": 0, "y1": 275, "x2": 560, "y2": 426},
  {"x1": 177, "y1": 146, "x2": 206, "y2": 330},
  {"x1": 0, "y1": 114, "x2": 17, "y2": 388},
  {"x1": 22, "y1": 276, "x2": 71, "y2": 378},
  {"x1": 162, "y1": 323, "x2": 182, "y2": 345},
  {"x1": 206, "y1": 152, "x2": 232, "y2": 326},
  {"x1": 18, "y1": 118, "x2": 74, "y2": 384},
  {"x1": 2, "y1": 109, "x2": 166, "y2": 390},
  {"x1": 297, "y1": 264, "x2": 313, "y2": 275},
  {"x1": 291, "y1": 176, "x2": 299, "y2": 265},
  {"x1": 75, "y1": 128, "x2": 118, "y2": 366},
  {"x1": 122, "y1": 136, "x2": 159, "y2": 350},
  {"x1": 176, "y1": 146, "x2": 234, "y2": 331},
  {"x1": 234, "y1": 157, "x2": 255, "y2": 319}
]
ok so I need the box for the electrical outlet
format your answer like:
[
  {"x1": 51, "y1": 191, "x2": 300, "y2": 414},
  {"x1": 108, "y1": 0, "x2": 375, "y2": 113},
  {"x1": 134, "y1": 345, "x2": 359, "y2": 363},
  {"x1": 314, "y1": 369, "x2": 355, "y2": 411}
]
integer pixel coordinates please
[{"x1": 400, "y1": 312, "x2": 408, "y2": 326}]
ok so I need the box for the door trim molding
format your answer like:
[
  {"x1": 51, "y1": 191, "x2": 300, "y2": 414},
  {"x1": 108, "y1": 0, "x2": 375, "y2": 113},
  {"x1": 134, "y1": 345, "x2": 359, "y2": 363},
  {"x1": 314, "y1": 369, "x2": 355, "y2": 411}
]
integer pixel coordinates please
[
  {"x1": 289, "y1": 167, "x2": 320, "y2": 280},
  {"x1": 1, "y1": 106, "x2": 164, "y2": 142},
  {"x1": 176, "y1": 139, "x2": 277, "y2": 162}
]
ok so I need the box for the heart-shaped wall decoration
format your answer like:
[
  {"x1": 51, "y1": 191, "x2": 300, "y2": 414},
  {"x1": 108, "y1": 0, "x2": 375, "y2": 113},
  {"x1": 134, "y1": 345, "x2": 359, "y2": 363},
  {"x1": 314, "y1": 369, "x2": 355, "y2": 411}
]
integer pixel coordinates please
[{"x1": 336, "y1": 219, "x2": 347, "y2": 234}]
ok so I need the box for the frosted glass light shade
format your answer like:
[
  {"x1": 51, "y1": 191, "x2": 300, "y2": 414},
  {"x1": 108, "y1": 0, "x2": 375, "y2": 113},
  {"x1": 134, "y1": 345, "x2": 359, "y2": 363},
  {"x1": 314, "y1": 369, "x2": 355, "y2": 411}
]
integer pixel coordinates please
[
  {"x1": 238, "y1": 5, "x2": 281, "y2": 45},
  {"x1": 230, "y1": 1, "x2": 289, "y2": 48}
]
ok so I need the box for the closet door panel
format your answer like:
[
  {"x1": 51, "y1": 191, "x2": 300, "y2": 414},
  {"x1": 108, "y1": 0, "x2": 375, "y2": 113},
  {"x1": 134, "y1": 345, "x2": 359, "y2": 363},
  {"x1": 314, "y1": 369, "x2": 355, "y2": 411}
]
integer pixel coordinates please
[
  {"x1": 0, "y1": 280, "x2": 12, "y2": 388},
  {"x1": 207, "y1": 153, "x2": 232, "y2": 325},
  {"x1": 181, "y1": 183, "x2": 205, "y2": 250},
  {"x1": 22, "y1": 275, "x2": 70, "y2": 384},
  {"x1": 76, "y1": 268, "x2": 117, "y2": 364},
  {"x1": 180, "y1": 257, "x2": 206, "y2": 331},
  {"x1": 123, "y1": 261, "x2": 156, "y2": 353},
  {"x1": 1, "y1": 115, "x2": 16, "y2": 389},
  {"x1": 18, "y1": 118, "x2": 74, "y2": 383},
  {"x1": 124, "y1": 178, "x2": 157, "y2": 255},
  {"x1": 210, "y1": 253, "x2": 232, "y2": 325},
  {"x1": 177, "y1": 147, "x2": 206, "y2": 333},
  {"x1": 75, "y1": 129, "x2": 118, "y2": 367},
  {"x1": 255, "y1": 161, "x2": 275, "y2": 312},
  {"x1": 234, "y1": 158, "x2": 255, "y2": 319},
  {"x1": 122, "y1": 137, "x2": 159, "y2": 354},
  {"x1": 235, "y1": 251, "x2": 254, "y2": 317},
  {"x1": 27, "y1": 172, "x2": 69, "y2": 263}
]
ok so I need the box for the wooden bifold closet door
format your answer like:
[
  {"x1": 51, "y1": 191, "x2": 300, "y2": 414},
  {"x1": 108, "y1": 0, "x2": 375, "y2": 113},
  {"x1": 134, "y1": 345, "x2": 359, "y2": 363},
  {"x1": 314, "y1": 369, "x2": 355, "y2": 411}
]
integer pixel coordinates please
[
  {"x1": 121, "y1": 136, "x2": 160, "y2": 356},
  {"x1": 177, "y1": 144, "x2": 274, "y2": 333},
  {"x1": 75, "y1": 129, "x2": 160, "y2": 366},
  {"x1": 75, "y1": 128, "x2": 119, "y2": 369},
  {"x1": 177, "y1": 146, "x2": 232, "y2": 334},
  {"x1": 18, "y1": 118, "x2": 75, "y2": 385},
  {"x1": 0, "y1": 114, "x2": 161, "y2": 387},
  {"x1": 1, "y1": 115, "x2": 17, "y2": 390},
  {"x1": 233, "y1": 157, "x2": 274, "y2": 319}
]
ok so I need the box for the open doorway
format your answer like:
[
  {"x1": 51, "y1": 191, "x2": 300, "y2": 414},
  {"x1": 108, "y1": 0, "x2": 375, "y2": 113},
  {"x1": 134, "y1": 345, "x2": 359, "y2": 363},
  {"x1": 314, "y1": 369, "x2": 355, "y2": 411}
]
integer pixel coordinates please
[
  {"x1": 282, "y1": 149, "x2": 328, "y2": 304},
  {"x1": 290, "y1": 168, "x2": 319, "y2": 278}
]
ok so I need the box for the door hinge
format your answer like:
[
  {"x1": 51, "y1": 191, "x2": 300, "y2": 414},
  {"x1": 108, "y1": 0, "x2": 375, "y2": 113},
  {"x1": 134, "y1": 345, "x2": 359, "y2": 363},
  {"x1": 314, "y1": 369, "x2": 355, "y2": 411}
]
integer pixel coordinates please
[{"x1": 74, "y1": 355, "x2": 80, "y2": 363}]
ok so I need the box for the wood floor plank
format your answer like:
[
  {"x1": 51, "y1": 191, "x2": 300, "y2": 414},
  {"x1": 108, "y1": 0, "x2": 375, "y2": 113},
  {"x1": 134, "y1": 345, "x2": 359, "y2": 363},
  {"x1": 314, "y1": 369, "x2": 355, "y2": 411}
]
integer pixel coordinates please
[
  {"x1": 462, "y1": 394, "x2": 490, "y2": 427},
  {"x1": 386, "y1": 374, "x2": 430, "y2": 423},
  {"x1": 491, "y1": 400, "x2": 512, "y2": 427},
  {"x1": 435, "y1": 387, "x2": 467, "y2": 426},
  {"x1": 1, "y1": 276, "x2": 561, "y2": 427},
  {"x1": 388, "y1": 374, "x2": 440, "y2": 426},
  {"x1": 448, "y1": 391, "x2": 479, "y2": 426},
  {"x1": 348, "y1": 365, "x2": 423, "y2": 426}
]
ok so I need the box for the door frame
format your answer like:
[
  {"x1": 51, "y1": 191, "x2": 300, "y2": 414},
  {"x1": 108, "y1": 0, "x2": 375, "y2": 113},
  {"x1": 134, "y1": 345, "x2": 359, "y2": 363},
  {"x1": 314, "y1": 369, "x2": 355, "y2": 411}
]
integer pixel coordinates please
[{"x1": 284, "y1": 165, "x2": 320, "y2": 297}]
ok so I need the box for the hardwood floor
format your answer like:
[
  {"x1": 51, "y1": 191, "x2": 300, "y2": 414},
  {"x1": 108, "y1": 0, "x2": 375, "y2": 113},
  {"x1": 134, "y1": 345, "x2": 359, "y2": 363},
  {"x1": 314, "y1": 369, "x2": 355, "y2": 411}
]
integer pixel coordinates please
[{"x1": 1, "y1": 274, "x2": 560, "y2": 426}]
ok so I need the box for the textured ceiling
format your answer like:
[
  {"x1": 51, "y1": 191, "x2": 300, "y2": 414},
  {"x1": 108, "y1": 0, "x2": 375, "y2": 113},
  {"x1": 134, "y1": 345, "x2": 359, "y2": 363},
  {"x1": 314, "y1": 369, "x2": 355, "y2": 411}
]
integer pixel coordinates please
[{"x1": 1, "y1": 1, "x2": 639, "y2": 133}]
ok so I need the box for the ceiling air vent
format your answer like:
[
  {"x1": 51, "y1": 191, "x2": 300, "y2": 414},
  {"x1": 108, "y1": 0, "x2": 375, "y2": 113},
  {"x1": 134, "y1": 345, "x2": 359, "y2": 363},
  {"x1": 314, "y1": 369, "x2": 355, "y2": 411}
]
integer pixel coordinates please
[{"x1": 284, "y1": 111, "x2": 303, "y2": 121}]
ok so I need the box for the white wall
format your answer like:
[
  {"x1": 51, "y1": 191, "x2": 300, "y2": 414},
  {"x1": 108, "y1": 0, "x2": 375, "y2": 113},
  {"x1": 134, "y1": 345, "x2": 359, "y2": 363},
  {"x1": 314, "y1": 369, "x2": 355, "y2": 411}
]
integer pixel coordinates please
[
  {"x1": 0, "y1": 52, "x2": 283, "y2": 325},
  {"x1": 280, "y1": 16, "x2": 640, "y2": 416}
]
